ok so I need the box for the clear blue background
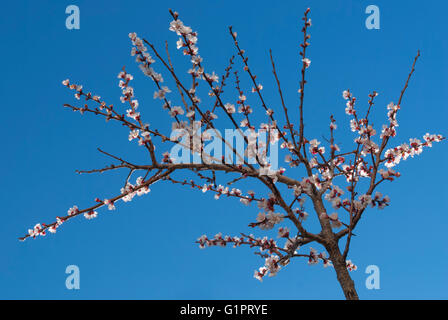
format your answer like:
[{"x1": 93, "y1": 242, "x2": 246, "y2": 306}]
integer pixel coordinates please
[{"x1": 1, "y1": 0, "x2": 446, "y2": 299}]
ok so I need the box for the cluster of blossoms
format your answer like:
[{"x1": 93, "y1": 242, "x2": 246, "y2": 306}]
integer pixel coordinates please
[
  {"x1": 346, "y1": 260, "x2": 357, "y2": 272},
  {"x1": 197, "y1": 233, "x2": 331, "y2": 282},
  {"x1": 294, "y1": 207, "x2": 309, "y2": 221},
  {"x1": 343, "y1": 92, "x2": 380, "y2": 154},
  {"x1": 102, "y1": 199, "x2": 116, "y2": 210},
  {"x1": 61, "y1": 79, "x2": 102, "y2": 109},
  {"x1": 254, "y1": 255, "x2": 281, "y2": 281},
  {"x1": 319, "y1": 212, "x2": 342, "y2": 228},
  {"x1": 121, "y1": 177, "x2": 151, "y2": 202},
  {"x1": 277, "y1": 226, "x2": 290, "y2": 238},
  {"x1": 371, "y1": 192, "x2": 390, "y2": 209},
  {"x1": 118, "y1": 70, "x2": 141, "y2": 121},
  {"x1": 237, "y1": 95, "x2": 253, "y2": 118},
  {"x1": 378, "y1": 168, "x2": 400, "y2": 180},
  {"x1": 62, "y1": 79, "x2": 85, "y2": 101},
  {"x1": 382, "y1": 102, "x2": 400, "y2": 138},
  {"x1": 27, "y1": 223, "x2": 45, "y2": 238},
  {"x1": 23, "y1": 173, "x2": 154, "y2": 239},
  {"x1": 324, "y1": 185, "x2": 344, "y2": 208},
  {"x1": 117, "y1": 70, "x2": 155, "y2": 147},
  {"x1": 169, "y1": 14, "x2": 204, "y2": 73},
  {"x1": 48, "y1": 217, "x2": 64, "y2": 233},
  {"x1": 162, "y1": 151, "x2": 174, "y2": 163},
  {"x1": 303, "y1": 174, "x2": 324, "y2": 192},
  {"x1": 212, "y1": 185, "x2": 242, "y2": 200},
  {"x1": 167, "y1": 177, "x2": 259, "y2": 206},
  {"x1": 384, "y1": 134, "x2": 443, "y2": 168},
  {"x1": 258, "y1": 165, "x2": 285, "y2": 183},
  {"x1": 84, "y1": 210, "x2": 98, "y2": 220},
  {"x1": 308, "y1": 247, "x2": 333, "y2": 267},
  {"x1": 309, "y1": 139, "x2": 325, "y2": 155},
  {"x1": 67, "y1": 205, "x2": 79, "y2": 216},
  {"x1": 342, "y1": 90, "x2": 444, "y2": 173},
  {"x1": 154, "y1": 86, "x2": 171, "y2": 100},
  {"x1": 323, "y1": 186, "x2": 390, "y2": 212},
  {"x1": 253, "y1": 211, "x2": 285, "y2": 230},
  {"x1": 129, "y1": 32, "x2": 162, "y2": 82},
  {"x1": 197, "y1": 233, "x2": 279, "y2": 253},
  {"x1": 28, "y1": 215, "x2": 65, "y2": 237},
  {"x1": 343, "y1": 90, "x2": 356, "y2": 115},
  {"x1": 129, "y1": 32, "x2": 191, "y2": 123},
  {"x1": 302, "y1": 58, "x2": 311, "y2": 69}
]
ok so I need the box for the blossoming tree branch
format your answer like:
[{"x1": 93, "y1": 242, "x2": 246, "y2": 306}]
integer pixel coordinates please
[{"x1": 20, "y1": 8, "x2": 444, "y2": 300}]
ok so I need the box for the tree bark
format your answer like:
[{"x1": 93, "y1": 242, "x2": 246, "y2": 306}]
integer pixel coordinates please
[{"x1": 325, "y1": 240, "x2": 359, "y2": 300}]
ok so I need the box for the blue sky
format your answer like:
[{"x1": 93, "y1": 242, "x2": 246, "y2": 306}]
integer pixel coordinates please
[{"x1": 1, "y1": 0, "x2": 447, "y2": 299}]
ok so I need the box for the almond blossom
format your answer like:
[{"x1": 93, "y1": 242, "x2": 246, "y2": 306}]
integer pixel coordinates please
[{"x1": 21, "y1": 8, "x2": 445, "y2": 301}]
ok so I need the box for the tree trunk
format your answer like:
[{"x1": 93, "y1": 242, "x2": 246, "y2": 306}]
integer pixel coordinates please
[{"x1": 326, "y1": 240, "x2": 359, "y2": 300}]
